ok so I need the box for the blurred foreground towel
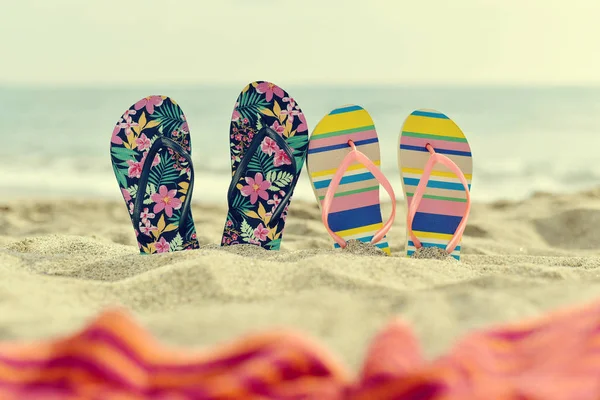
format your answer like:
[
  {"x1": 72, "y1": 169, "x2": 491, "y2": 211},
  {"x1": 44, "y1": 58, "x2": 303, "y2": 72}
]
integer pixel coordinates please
[{"x1": 1, "y1": 299, "x2": 600, "y2": 399}]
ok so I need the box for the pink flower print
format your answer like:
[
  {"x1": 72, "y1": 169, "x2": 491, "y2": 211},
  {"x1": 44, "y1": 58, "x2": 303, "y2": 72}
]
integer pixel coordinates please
[
  {"x1": 150, "y1": 185, "x2": 183, "y2": 217},
  {"x1": 260, "y1": 137, "x2": 279, "y2": 156},
  {"x1": 141, "y1": 151, "x2": 161, "y2": 168},
  {"x1": 267, "y1": 194, "x2": 282, "y2": 210},
  {"x1": 119, "y1": 116, "x2": 139, "y2": 136},
  {"x1": 255, "y1": 82, "x2": 284, "y2": 102},
  {"x1": 129, "y1": 203, "x2": 135, "y2": 215},
  {"x1": 127, "y1": 160, "x2": 143, "y2": 178},
  {"x1": 239, "y1": 173, "x2": 271, "y2": 204},
  {"x1": 280, "y1": 102, "x2": 299, "y2": 124},
  {"x1": 282, "y1": 204, "x2": 289, "y2": 221},
  {"x1": 270, "y1": 121, "x2": 285, "y2": 135},
  {"x1": 140, "y1": 208, "x2": 155, "y2": 224},
  {"x1": 134, "y1": 96, "x2": 163, "y2": 114},
  {"x1": 111, "y1": 125, "x2": 123, "y2": 145},
  {"x1": 181, "y1": 121, "x2": 189, "y2": 133},
  {"x1": 155, "y1": 237, "x2": 170, "y2": 253},
  {"x1": 226, "y1": 220, "x2": 233, "y2": 227},
  {"x1": 282, "y1": 97, "x2": 295, "y2": 107},
  {"x1": 122, "y1": 109, "x2": 136, "y2": 119},
  {"x1": 296, "y1": 113, "x2": 308, "y2": 132},
  {"x1": 231, "y1": 102, "x2": 241, "y2": 122},
  {"x1": 253, "y1": 224, "x2": 270, "y2": 242},
  {"x1": 136, "y1": 134, "x2": 151, "y2": 151},
  {"x1": 121, "y1": 188, "x2": 132, "y2": 202},
  {"x1": 273, "y1": 149, "x2": 292, "y2": 167},
  {"x1": 139, "y1": 221, "x2": 157, "y2": 236}
]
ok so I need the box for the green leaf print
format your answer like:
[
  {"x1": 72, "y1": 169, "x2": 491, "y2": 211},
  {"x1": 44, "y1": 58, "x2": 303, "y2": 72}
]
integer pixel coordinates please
[
  {"x1": 265, "y1": 238, "x2": 281, "y2": 250},
  {"x1": 294, "y1": 155, "x2": 305, "y2": 172},
  {"x1": 247, "y1": 149, "x2": 276, "y2": 175},
  {"x1": 240, "y1": 219, "x2": 256, "y2": 243},
  {"x1": 127, "y1": 184, "x2": 139, "y2": 198},
  {"x1": 266, "y1": 171, "x2": 293, "y2": 190},
  {"x1": 231, "y1": 193, "x2": 252, "y2": 215},
  {"x1": 143, "y1": 183, "x2": 157, "y2": 205},
  {"x1": 168, "y1": 210, "x2": 181, "y2": 225},
  {"x1": 237, "y1": 91, "x2": 269, "y2": 123},
  {"x1": 151, "y1": 101, "x2": 184, "y2": 135},
  {"x1": 284, "y1": 135, "x2": 308, "y2": 171},
  {"x1": 111, "y1": 147, "x2": 139, "y2": 162},
  {"x1": 285, "y1": 134, "x2": 308, "y2": 150},
  {"x1": 170, "y1": 233, "x2": 184, "y2": 251},
  {"x1": 112, "y1": 163, "x2": 128, "y2": 188},
  {"x1": 148, "y1": 155, "x2": 180, "y2": 189}
]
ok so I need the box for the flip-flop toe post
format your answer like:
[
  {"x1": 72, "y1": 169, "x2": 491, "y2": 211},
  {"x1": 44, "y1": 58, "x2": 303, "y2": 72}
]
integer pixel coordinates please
[
  {"x1": 110, "y1": 96, "x2": 199, "y2": 254},
  {"x1": 399, "y1": 109, "x2": 473, "y2": 260},
  {"x1": 307, "y1": 105, "x2": 396, "y2": 255},
  {"x1": 221, "y1": 81, "x2": 310, "y2": 250}
]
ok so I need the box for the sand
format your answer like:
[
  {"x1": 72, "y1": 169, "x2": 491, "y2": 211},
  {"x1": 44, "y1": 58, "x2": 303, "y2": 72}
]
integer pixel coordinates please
[{"x1": 2, "y1": 189, "x2": 600, "y2": 370}]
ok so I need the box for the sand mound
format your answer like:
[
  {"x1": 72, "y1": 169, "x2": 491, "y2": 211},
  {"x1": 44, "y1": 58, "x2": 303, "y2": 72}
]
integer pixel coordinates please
[{"x1": 1, "y1": 194, "x2": 600, "y2": 368}]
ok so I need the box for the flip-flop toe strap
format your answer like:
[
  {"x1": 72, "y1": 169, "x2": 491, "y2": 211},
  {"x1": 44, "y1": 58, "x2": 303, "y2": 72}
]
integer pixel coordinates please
[
  {"x1": 132, "y1": 137, "x2": 195, "y2": 239},
  {"x1": 321, "y1": 140, "x2": 396, "y2": 249},
  {"x1": 226, "y1": 127, "x2": 298, "y2": 227},
  {"x1": 407, "y1": 144, "x2": 471, "y2": 254}
]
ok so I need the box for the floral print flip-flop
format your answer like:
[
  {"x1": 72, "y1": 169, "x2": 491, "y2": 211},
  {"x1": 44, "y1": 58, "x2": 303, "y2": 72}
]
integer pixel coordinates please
[
  {"x1": 110, "y1": 96, "x2": 199, "y2": 254},
  {"x1": 221, "y1": 81, "x2": 310, "y2": 250}
]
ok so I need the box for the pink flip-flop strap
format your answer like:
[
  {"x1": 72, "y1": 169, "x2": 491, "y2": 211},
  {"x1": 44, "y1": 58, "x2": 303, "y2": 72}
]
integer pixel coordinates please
[
  {"x1": 321, "y1": 141, "x2": 396, "y2": 249},
  {"x1": 407, "y1": 144, "x2": 471, "y2": 254}
]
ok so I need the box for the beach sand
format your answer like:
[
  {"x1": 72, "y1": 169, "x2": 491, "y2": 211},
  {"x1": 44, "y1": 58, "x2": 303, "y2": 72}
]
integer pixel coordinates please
[{"x1": 1, "y1": 189, "x2": 600, "y2": 370}]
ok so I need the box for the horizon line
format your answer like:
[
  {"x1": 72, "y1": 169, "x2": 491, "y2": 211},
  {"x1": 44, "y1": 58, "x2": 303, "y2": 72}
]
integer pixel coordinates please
[{"x1": 2, "y1": 81, "x2": 600, "y2": 90}]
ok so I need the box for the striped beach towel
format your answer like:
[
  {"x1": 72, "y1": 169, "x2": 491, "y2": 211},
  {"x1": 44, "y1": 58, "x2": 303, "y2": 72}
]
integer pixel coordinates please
[
  {"x1": 2, "y1": 300, "x2": 600, "y2": 399},
  {"x1": 399, "y1": 109, "x2": 473, "y2": 260},
  {"x1": 0, "y1": 309, "x2": 349, "y2": 399},
  {"x1": 307, "y1": 105, "x2": 394, "y2": 254},
  {"x1": 351, "y1": 299, "x2": 600, "y2": 399}
]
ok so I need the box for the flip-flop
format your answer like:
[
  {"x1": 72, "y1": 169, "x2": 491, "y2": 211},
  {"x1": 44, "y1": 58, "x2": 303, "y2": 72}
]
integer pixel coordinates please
[
  {"x1": 307, "y1": 105, "x2": 395, "y2": 255},
  {"x1": 398, "y1": 109, "x2": 473, "y2": 260},
  {"x1": 110, "y1": 96, "x2": 199, "y2": 254},
  {"x1": 221, "y1": 81, "x2": 310, "y2": 250}
]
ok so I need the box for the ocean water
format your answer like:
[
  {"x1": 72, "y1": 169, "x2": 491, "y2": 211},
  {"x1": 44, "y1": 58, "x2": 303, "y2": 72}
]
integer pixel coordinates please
[{"x1": 1, "y1": 85, "x2": 599, "y2": 204}]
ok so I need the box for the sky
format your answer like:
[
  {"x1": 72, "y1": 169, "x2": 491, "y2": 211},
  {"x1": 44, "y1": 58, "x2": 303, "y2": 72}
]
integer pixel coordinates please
[{"x1": 1, "y1": 0, "x2": 599, "y2": 86}]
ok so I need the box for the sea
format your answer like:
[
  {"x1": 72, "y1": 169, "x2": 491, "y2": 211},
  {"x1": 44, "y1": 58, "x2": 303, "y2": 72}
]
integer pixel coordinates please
[{"x1": 1, "y1": 85, "x2": 599, "y2": 204}]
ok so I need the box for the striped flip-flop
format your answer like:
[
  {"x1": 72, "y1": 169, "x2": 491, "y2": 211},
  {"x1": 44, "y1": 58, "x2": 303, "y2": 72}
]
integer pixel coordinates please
[
  {"x1": 307, "y1": 105, "x2": 395, "y2": 255},
  {"x1": 398, "y1": 109, "x2": 473, "y2": 260}
]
